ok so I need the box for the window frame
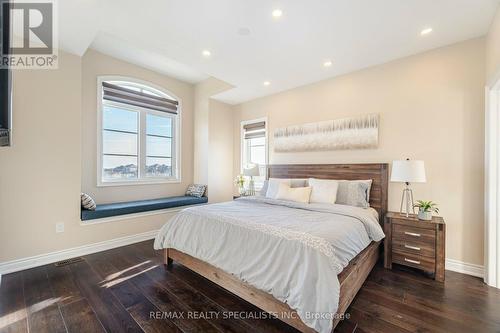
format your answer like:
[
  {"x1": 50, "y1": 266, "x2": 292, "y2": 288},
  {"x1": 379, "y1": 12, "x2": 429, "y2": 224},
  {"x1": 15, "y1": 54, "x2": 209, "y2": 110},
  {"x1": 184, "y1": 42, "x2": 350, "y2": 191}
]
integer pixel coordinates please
[
  {"x1": 96, "y1": 76, "x2": 182, "y2": 187},
  {"x1": 240, "y1": 117, "x2": 268, "y2": 189}
]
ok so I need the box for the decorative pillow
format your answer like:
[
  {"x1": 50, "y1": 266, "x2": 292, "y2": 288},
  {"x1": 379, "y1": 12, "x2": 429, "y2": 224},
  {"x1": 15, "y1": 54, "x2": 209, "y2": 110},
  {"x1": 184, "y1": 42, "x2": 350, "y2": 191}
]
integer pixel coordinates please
[
  {"x1": 265, "y1": 178, "x2": 291, "y2": 198},
  {"x1": 80, "y1": 193, "x2": 96, "y2": 211},
  {"x1": 308, "y1": 178, "x2": 339, "y2": 204},
  {"x1": 275, "y1": 183, "x2": 312, "y2": 204},
  {"x1": 335, "y1": 180, "x2": 372, "y2": 208},
  {"x1": 265, "y1": 178, "x2": 308, "y2": 199},
  {"x1": 290, "y1": 179, "x2": 307, "y2": 188},
  {"x1": 186, "y1": 184, "x2": 207, "y2": 198}
]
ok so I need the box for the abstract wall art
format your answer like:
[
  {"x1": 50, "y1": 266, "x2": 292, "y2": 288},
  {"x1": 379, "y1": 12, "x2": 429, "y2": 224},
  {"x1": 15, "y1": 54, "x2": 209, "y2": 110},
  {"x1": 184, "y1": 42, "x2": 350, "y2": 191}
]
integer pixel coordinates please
[{"x1": 273, "y1": 113, "x2": 379, "y2": 152}]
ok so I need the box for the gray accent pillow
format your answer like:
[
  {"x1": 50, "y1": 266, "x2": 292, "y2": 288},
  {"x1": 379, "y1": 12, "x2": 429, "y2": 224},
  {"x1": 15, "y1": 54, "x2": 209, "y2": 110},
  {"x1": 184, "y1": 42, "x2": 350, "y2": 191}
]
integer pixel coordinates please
[
  {"x1": 335, "y1": 180, "x2": 372, "y2": 208},
  {"x1": 261, "y1": 178, "x2": 307, "y2": 197},
  {"x1": 81, "y1": 193, "x2": 96, "y2": 210},
  {"x1": 290, "y1": 179, "x2": 307, "y2": 188},
  {"x1": 186, "y1": 184, "x2": 207, "y2": 198}
]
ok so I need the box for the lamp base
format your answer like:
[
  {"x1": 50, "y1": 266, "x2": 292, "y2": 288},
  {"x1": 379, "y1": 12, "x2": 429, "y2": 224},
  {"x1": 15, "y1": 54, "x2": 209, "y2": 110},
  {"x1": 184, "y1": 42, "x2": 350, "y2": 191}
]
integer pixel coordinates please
[
  {"x1": 399, "y1": 185, "x2": 415, "y2": 217},
  {"x1": 247, "y1": 178, "x2": 255, "y2": 196}
]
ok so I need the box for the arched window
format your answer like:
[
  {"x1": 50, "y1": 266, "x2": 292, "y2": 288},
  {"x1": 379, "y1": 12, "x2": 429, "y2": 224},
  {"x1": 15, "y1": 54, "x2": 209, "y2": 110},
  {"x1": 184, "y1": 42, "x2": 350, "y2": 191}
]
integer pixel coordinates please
[{"x1": 97, "y1": 77, "x2": 180, "y2": 185}]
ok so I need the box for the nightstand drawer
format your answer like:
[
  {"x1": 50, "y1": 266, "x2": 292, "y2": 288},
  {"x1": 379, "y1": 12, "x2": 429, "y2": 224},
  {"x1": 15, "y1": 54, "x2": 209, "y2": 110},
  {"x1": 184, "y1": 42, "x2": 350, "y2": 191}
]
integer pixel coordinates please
[
  {"x1": 392, "y1": 250, "x2": 435, "y2": 272},
  {"x1": 393, "y1": 238, "x2": 435, "y2": 257},
  {"x1": 393, "y1": 224, "x2": 436, "y2": 244}
]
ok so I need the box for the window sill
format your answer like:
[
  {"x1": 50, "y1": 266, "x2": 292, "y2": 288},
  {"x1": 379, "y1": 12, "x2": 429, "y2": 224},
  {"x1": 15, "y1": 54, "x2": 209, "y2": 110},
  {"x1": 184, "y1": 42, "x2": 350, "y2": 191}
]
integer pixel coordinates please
[{"x1": 97, "y1": 178, "x2": 181, "y2": 187}]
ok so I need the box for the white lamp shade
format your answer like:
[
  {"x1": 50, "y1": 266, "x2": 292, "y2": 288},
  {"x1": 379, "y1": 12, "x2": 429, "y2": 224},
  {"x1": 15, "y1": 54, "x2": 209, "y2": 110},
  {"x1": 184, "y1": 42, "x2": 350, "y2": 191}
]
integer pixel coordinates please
[
  {"x1": 243, "y1": 165, "x2": 260, "y2": 177},
  {"x1": 390, "y1": 160, "x2": 426, "y2": 183}
]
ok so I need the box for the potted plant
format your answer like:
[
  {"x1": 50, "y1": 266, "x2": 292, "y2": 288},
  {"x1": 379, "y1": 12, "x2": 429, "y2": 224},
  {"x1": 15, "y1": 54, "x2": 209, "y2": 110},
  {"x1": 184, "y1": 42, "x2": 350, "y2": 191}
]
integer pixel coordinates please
[
  {"x1": 234, "y1": 174, "x2": 246, "y2": 196},
  {"x1": 413, "y1": 200, "x2": 439, "y2": 221}
]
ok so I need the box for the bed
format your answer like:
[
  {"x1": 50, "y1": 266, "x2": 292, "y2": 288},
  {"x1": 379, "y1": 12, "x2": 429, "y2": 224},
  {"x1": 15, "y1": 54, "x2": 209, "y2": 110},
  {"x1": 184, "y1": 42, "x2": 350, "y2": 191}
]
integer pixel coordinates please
[{"x1": 154, "y1": 163, "x2": 388, "y2": 333}]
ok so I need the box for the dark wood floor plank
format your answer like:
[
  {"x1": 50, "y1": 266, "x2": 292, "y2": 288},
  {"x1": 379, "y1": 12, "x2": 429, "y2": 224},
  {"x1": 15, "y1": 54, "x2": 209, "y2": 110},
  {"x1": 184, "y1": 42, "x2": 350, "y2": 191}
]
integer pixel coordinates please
[
  {"x1": 0, "y1": 272, "x2": 29, "y2": 333},
  {"x1": 361, "y1": 277, "x2": 500, "y2": 332},
  {"x1": 127, "y1": 300, "x2": 182, "y2": 333},
  {"x1": 116, "y1": 246, "x2": 221, "y2": 332},
  {"x1": 68, "y1": 260, "x2": 143, "y2": 333},
  {"x1": 59, "y1": 298, "x2": 105, "y2": 333},
  {"x1": 347, "y1": 307, "x2": 411, "y2": 333},
  {"x1": 22, "y1": 266, "x2": 67, "y2": 333},
  {"x1": 333, "y1": 319, "x2": 357, "y2": 333},
  {"x1": 355, "y1": 286, "x2": 478, "y2": 333},
  {"x1": 3, "y1": 240, "x2": 500, "y2": 333},
  {"x1": 370, "y1": 266, "x2": 500, "y2": 325},
  {"x1": 46, "y1": 265, "x2": 84, "y2": 306},
  {"x1": 146, "y1": 266, "x2": 255, "y2": 333},
  {"x1": 130, "y1": 271, "x2": 220, "y2": 333},
  {"x1": 352, "y1": 295, "x2": 447, "y2": 333},
  {"x1": 85, "y1": 248, "x2": 181, "y2": 333}
]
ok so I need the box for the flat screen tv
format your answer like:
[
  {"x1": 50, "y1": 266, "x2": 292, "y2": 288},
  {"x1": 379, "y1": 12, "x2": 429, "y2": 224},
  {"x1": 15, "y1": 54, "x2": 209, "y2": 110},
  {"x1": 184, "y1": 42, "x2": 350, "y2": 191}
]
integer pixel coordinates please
[{"x1": 0, "y1": 0, "x2": 11, "y2": 146}]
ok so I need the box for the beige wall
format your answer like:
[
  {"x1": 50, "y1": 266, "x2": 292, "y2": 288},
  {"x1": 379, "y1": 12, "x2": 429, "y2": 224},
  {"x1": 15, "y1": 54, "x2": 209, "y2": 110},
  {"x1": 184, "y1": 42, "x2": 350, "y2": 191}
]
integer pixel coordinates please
[
  {"x1": 193, "y1": 78, "x2": 233, "y2": 200},
  {"x1": 208, "y1": 100, "x2": 234, "y2": 203},
  {"x1": 233, "y1": 38, "x2": 486, "y2": 266},
  {"x1": 193, "y1": 78, "x2": 230, "y2": 184},
  {"x1": 0, "y1": 50, "x2": 192, "y2": 263},
  {"x1": 81, "y1": 49, "x2": 195, "y2": 203},
  {"x1": 487, "y1": 4, "x2": 500, "y2": 83}
]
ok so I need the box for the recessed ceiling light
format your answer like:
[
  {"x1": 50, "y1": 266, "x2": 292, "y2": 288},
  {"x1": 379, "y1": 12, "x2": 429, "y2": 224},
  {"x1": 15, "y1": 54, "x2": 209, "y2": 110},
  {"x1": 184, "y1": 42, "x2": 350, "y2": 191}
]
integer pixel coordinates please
[
  {"x1": 263, "y1": 81, "x2": 271, "y2": 86},
  {"x1": 272, "y1": 9, "x2": 283, "y2": 18},
  {"x1": 323, "y1": 60, "x2": 333, "y2": 67},
  {"x1": 202, "y1": 50, "x2": 211, "y2": 57},
  {"x1": 420, "y1": 28, "x2": 433, "y2": 36}
]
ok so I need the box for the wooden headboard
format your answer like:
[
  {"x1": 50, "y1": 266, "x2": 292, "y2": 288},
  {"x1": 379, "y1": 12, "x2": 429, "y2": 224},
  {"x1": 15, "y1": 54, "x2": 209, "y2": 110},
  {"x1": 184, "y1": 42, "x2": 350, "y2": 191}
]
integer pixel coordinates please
[{"x1": 267, "y1": 163, "x2": 389, "y2": 221}]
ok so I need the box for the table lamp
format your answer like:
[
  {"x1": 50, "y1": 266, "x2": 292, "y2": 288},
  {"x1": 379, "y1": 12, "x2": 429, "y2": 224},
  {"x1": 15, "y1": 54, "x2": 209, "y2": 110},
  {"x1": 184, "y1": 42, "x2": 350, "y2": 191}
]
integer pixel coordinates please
[
  {"x1": 243, "y1": 165, "x2": 260, "y2": 196},
  {"x1": 390, "y1": 159, "x2": 426, "y2": 217}
]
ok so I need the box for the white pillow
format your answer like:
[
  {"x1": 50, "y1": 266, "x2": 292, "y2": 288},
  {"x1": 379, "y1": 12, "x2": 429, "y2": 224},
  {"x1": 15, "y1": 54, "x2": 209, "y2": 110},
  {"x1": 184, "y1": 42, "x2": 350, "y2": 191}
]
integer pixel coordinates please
[
  {"x1": 265, "y1": 178, "x2": 291, "y2": 198},
  {"x1": 290, "y1": 179, "x2": 307, "y2": 188},
  {"x1": 308, "y1": 178, "x2": 339, "y2": 204},
  {"x1": 275, "y1": 183, "x2": 312, "y2": 204}
]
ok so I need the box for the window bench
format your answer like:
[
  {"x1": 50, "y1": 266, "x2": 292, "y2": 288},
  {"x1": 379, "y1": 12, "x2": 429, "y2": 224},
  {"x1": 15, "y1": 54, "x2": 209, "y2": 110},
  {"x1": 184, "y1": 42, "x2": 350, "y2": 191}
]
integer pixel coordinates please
[{"x1": 81, "y1": 196, "x2": 208, "y2": 221}]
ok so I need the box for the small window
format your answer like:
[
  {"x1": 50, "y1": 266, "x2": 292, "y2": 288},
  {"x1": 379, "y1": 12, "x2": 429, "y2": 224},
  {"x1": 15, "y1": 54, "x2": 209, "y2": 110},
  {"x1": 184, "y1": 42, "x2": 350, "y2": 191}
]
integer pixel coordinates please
[
  {"x1": 241, "y1": 119, "x2": 267, "y2": 190},
  {"x1": 98, "y1": 78, "x2": 180, "y2": 185}
]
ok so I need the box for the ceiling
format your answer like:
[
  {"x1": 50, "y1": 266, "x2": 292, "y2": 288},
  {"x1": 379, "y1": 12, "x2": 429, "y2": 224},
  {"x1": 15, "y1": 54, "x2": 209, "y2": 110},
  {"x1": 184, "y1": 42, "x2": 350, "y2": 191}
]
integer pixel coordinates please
[{"x1": 59, "y1": 0, "x2": 500, "y2": 104}]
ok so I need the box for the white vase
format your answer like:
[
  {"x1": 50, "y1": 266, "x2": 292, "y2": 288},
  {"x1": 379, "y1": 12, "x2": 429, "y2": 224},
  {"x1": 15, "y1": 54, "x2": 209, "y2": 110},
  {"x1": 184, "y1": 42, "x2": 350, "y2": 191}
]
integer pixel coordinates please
[{"x1": 418, "y1": 209, "x2": 432, "y2": 221}]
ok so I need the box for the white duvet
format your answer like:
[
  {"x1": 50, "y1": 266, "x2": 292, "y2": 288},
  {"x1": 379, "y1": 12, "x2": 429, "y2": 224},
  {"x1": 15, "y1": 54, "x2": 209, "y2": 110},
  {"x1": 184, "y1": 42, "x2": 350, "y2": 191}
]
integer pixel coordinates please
[{"x1": 154, "y1": 196, "x2": 385, "y2": 333}]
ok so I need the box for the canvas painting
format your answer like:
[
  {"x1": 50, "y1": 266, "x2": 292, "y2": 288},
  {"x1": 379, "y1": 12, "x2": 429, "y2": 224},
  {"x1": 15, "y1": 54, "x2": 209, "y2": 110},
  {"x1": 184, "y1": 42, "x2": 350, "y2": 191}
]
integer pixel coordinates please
[{"x1": 273, "y1": 114, "x2": 379, "y2": 152}]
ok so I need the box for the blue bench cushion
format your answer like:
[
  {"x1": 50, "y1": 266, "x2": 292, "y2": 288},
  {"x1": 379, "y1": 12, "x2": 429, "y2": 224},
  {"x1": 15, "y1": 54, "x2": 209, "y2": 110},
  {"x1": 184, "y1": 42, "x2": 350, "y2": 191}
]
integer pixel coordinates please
[{"x1": 81, "y1": 196, "x2": 208, "y2": 221}]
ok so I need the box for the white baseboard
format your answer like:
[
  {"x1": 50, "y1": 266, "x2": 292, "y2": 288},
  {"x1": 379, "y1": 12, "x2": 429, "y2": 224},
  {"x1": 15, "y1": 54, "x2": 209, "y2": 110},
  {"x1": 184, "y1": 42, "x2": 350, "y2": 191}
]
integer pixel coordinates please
[
  {"x1": 446, "y1": 258, "x2": 484, "y2": 278},
  {"x1": 0, "y1": 230, "x2": 158, "y2": 276}
]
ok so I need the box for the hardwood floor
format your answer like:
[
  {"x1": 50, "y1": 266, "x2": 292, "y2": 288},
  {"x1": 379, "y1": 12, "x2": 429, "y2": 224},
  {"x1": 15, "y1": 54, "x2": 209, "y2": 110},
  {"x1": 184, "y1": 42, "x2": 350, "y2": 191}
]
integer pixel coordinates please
[{"x1": 1, "y1": 240, "x2": 499, "y2": 333}]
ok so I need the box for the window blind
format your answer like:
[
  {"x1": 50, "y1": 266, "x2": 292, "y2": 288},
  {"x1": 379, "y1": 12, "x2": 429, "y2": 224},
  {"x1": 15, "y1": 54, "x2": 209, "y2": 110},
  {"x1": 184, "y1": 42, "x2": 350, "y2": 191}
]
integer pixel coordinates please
[
  {"x1": 243, "y1": 121, "x2": 266, "y2": 139},
  {"x1": 102, "y1": 81, "x2": 178, "y2": 114}
]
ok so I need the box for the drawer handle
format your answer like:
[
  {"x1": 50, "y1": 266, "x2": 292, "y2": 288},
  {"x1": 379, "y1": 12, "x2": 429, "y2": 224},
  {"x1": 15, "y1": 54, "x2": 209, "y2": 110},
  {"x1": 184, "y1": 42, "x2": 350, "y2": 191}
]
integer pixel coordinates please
[
  {"x1": 404, "y1": 231, "x2": 421, "y2": 237},
  {"x1": 404, "y1": 258, "x2": 421, "y2": 265},
  {"x1": 404, "y1": 244, "x2": 421, "y2": 251}
]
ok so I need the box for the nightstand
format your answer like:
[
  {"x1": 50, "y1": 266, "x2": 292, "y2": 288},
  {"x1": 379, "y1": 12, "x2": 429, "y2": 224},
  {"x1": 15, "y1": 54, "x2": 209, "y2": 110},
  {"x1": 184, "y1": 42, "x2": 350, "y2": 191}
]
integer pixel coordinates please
[{"x1": 384, "y1": 212, "x2": 445, "y2": 282}]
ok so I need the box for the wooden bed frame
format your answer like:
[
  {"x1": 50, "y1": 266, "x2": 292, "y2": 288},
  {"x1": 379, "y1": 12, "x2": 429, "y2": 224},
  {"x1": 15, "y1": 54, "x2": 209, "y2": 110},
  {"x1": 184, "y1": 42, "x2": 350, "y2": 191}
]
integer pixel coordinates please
[{"x1": 164, "y1": 163, "x2": 389, "y2": 332}]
